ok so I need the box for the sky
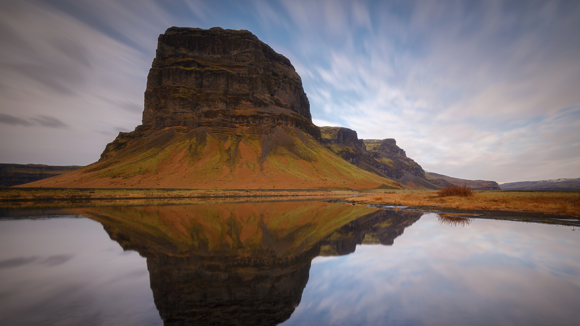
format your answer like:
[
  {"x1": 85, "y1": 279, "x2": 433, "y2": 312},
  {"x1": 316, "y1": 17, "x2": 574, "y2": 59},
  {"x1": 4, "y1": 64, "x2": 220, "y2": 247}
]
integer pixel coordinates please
[{"x1": 0, "y1": 0, "x2": 579, "y2": 183}]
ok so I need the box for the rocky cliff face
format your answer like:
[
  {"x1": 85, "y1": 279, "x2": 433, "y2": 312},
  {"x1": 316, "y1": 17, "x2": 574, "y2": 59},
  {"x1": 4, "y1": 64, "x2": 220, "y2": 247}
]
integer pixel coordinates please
[
  {"x1": 141, "y1": 26, "x2": 319, "y2": 139},
  {"x1": 320, "y1": 127, "x2": 438, "y2": 189},
  {"x1": 23, "y1": 27, "x2": 400, "y2": 190},
  {"x1": 363, "y1": 138, "x2": 427, "y2": 180}
]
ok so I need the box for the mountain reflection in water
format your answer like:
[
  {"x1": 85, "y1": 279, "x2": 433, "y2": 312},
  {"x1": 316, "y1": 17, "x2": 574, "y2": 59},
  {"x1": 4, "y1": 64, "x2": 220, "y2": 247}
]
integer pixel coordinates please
[{"x1": 66, "y1": 202, "x2": 421, "y2": 325}]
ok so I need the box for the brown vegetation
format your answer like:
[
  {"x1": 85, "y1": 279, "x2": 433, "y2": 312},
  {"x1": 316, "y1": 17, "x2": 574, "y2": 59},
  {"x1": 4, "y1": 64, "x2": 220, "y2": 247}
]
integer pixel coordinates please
[
  {"x1": 348, "y1": 190, "x2": 580, "y2": 217},
  {"x1": 437, "y1": 184, "x2": 473, "y2": 197},
  {"x1": 437, "y1": 214, "x2": 472, "y2": 227},
  {"x1": 0, "y1": 188, "x2": 356, "y2": 203}
]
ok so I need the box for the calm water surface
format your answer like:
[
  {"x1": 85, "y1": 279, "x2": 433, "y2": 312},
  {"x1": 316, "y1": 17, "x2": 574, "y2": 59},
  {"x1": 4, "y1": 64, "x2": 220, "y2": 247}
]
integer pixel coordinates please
[{"x1": 0, "y1": 202, "x2": 579, "y2": 326}]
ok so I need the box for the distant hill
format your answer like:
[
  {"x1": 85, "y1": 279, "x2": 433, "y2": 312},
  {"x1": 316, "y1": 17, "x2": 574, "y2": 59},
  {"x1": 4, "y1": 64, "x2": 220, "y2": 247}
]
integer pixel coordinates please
[
  {"x1": 500, "y1": 178, "x2": 580, "y2": 190},
  {"x1": 425, "y1": 172, "x2": 501, "y2": 190},
  {"x1": 0, "y1": 164, "x2": 82, "y2": 187}
]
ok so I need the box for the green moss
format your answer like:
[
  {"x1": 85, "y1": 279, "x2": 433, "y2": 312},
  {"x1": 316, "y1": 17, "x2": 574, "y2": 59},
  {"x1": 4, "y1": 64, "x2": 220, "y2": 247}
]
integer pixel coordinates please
[
  {"x1": 363, "y1": 140, "x2": 381, "y2": 152},
  {"x1": 379, "y1": 157, "x2": 394, "y2": 167},
  {"x1": 320, "y1": 126, "x2": 341, "y2": 140}
]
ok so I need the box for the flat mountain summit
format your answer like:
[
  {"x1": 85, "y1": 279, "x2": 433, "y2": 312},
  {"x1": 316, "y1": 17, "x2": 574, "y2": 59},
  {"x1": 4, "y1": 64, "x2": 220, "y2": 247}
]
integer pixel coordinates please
[{"x1": 23, "y1": 27, "x2": 400, "y2": 190}]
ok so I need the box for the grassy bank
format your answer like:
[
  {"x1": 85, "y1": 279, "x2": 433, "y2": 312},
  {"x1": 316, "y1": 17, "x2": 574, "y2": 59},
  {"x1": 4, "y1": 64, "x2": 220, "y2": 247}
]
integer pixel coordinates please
[
  {"x1": 2, "y1": 188, "x2": 579, "y2": 218},
  {"x1": 347, "y1": 190, "x2": 580, "y2": 217},
  {"x1": 0, "y1": 187, "x2": 357, "y2": 202}
]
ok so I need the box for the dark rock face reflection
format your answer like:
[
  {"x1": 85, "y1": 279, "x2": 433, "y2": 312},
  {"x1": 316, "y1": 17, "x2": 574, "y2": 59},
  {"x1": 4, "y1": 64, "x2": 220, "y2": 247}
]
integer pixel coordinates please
[
  {"x1": 70, "y1": 202, "x2": 421, "y2": 325},
  {"x1": 148, "y1": 255, "x2": 313, "y2": 325}
]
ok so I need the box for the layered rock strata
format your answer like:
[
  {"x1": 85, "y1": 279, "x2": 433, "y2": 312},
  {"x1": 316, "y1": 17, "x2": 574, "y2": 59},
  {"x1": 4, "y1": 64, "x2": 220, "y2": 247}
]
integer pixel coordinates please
[
  {"x1": 320, "y1": 126, "x2": 439, "y2": 189},
  {"x1": 21, "y1": 27, "x2": 399, "y2": 190},
  {"x1": 141, "y1": 26, "x2": 319, "y2": 139}
]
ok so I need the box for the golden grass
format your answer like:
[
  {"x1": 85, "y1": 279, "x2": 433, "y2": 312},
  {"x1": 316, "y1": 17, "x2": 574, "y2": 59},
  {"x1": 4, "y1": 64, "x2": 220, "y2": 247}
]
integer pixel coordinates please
[
  {"x1": 0, "y1": 188, "x2": 356, "y2": 203},
  {"x1": 347, "y1": 190, "x2": 580, "y2": 217},
  {"x1": 438, "y1": 184, "x2": 473, "y2": 197}
]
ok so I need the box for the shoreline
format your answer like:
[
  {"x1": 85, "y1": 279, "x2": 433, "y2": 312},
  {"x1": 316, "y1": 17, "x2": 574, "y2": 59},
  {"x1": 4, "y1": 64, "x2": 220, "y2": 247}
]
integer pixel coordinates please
[
  {"x1": 344, "y1": 190, "x2": 580, "y2": 219},
  {"x1": 0, "y1": 188, "x2": 357, "y2": 203},
  {"x1": 1, "y1": 188, "x2": 579, "y2": 220}
]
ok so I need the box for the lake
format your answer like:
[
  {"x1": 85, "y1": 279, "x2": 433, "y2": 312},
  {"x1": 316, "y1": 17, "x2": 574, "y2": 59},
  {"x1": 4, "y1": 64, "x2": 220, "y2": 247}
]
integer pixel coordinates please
[{"x1": 1, "y1": 201, "x2": 579, "y2": 325}]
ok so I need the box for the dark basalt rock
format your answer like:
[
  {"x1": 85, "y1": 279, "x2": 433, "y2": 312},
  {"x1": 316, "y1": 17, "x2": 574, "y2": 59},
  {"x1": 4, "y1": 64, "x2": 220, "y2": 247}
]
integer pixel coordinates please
[
  {"x1": 320, "y1": 126, "x2": 439, "y2": 189},
  {"x1": 363, "y1": 138, "x2": 427, "y2": 180},
  {"x1": 319, "y1": 209, "x2": 422, "y2": 256},
  {"x1": 142, "y1": 26, "x2": 319, "y2": 139}
]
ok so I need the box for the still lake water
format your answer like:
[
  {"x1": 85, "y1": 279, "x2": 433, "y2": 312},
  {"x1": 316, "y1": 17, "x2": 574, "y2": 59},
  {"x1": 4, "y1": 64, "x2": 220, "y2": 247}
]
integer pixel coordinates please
[{"x1": 0, "y1": 201, "x2": 579, "y2": 326}]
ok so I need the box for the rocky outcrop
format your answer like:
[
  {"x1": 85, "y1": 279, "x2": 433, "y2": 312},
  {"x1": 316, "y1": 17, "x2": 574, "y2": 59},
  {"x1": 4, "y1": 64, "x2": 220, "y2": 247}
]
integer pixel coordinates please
[
  {"x1": 21, "y1": 27, "x2": 400, "y2": 190},
  {"x1": 320, "y1": 127, "x2": 439, "y2": 189},
  {"x1": 363, "y1": 138, "x2": 427, "y2": 180},
  {"x1": 141, "y1": 26, "x2": 319, "y2": 139},
  {"x1": 319, "y1": 209, "x2": 421, "y2": 256},
  {"x1": 320, "y1": 126, "x2": 366, "y2": 165}
]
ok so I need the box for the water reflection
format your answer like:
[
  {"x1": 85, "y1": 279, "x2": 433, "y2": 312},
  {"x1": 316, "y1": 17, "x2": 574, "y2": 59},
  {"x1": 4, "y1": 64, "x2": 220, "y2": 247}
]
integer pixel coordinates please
[
  {"x1": 437, "y1": 213, "x2": 472, "y2": 227},
  {"x1": 67, "y1": 202, "x2": 420, "y2": 325},
  {"x1": 4, "y1": 202, "x2": 578, "y2": 325}
]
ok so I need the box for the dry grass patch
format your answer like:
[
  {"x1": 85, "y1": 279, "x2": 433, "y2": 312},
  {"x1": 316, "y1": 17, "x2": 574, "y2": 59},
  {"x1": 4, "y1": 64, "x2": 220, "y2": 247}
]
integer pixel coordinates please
[
  {"x1": 437, "y1": 184, "x2": 473, "y2": 197},
  {"x1": 348, "y1": 190, "x2": 580, "y2": 217}
]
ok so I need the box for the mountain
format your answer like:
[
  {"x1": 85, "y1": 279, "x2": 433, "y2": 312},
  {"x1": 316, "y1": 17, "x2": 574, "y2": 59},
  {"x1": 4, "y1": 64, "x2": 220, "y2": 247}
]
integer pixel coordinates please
[
  {"x1": 0, "y1": 164, "x2": 81, "y2": 187},
  {"x1": 500, "y1": 178, "x2": 580, "y2": 190},
  {"x1": 320, "y1": 126, "x2": 440, "y2": 189},
  {"x1": 425, "y1": 172, "x2": 501, "y2": 190},
  {"x1": 20, "y1": 27, "x2": 400, "y2": 190}
]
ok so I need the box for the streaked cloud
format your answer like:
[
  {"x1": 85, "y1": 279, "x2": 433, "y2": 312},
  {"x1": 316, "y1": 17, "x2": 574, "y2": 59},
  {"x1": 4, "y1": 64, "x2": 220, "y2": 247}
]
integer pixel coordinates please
[{"x1": 0, "y1": 0, "x2": 578, "y2": 181}]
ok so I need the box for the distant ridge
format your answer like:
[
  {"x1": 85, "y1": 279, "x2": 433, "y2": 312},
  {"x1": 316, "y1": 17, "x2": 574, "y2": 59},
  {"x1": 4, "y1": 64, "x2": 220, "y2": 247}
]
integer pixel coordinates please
[
  {"x1": 425, "y1": 172, "x2": 500, "y2": 190},
  {"x1": 500, "y1": 178, "x2": 580, "y2": 190},
  {"x1": 0, "y1": 163, "x2": 81, "y2": 187}
]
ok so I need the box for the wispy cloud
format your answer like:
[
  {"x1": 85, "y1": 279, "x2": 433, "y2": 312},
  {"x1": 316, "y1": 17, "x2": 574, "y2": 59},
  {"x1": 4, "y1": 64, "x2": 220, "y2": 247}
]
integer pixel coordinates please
[{"x1": 0, "y1": 0, "x2": 578, "y2": 181}]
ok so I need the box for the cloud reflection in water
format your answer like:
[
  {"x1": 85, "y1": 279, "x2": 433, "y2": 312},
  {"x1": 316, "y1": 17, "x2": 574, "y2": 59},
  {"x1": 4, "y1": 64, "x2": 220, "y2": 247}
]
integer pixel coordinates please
[{"x1": 283, "y1": 213, "x2": 580, "y2": 326}]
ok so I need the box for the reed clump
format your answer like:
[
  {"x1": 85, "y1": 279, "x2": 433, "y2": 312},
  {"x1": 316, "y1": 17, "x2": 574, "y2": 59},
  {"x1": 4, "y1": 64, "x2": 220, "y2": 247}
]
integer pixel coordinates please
[{"x1": 437, "y1": 184, "x2": 473, "y2": 197}]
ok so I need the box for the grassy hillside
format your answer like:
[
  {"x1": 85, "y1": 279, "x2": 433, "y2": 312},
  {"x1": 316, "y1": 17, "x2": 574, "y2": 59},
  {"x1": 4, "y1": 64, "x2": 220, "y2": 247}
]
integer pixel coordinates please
[{"x1": 21, "y1": 126, "x2": 401, "y2": 190}]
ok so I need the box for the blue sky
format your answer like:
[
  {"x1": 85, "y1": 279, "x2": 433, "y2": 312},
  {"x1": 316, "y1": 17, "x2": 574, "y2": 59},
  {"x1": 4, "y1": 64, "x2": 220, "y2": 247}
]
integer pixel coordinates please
[{"x1": 0, "y1": 0, "x2": 579, "y2": 183}]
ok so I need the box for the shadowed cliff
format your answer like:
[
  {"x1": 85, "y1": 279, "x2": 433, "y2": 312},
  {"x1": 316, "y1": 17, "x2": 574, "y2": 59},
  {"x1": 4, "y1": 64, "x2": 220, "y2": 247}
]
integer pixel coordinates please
[{"x1": 320, "y1": 126, "x2": 441, "y2": 189}]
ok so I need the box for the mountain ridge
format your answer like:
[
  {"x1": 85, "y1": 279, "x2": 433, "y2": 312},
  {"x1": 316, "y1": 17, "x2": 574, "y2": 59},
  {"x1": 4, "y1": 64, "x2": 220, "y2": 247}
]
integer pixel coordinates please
[
  {"x1": 500, "y1": 177, "x2": 580, "y2": 190},
  {"x1": 319, "y1": 126, "x2": 441, "y2": 189},
  {"x1": 425, "y1": 172, "x2": 500, "y2": 190}
]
